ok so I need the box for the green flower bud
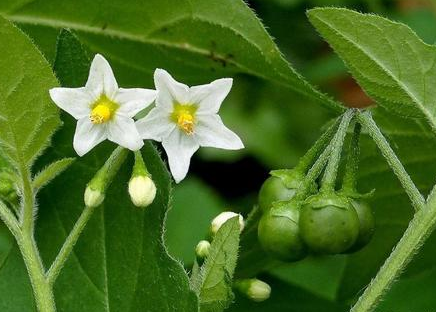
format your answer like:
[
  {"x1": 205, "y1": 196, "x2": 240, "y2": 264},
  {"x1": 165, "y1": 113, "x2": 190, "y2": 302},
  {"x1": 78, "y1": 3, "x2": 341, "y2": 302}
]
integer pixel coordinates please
[
  {"x1": 195, "y1": 240, "x2": 211, "y2": 261},
  {"x1": 128, "y1": 176, "x2": 156, "y2": 208},
  {"x1": 84, "y1": 147, "x2": 128, "y2": 208},
  {"x1": 210, "y1": 211, "x2": 244, "y2": 235},
  {"x1": 84, "y1": 186, "x2": 104, "y2": 208},
  {"x1": 235, "y1": 278, "x2": 271, "y2": 302}
]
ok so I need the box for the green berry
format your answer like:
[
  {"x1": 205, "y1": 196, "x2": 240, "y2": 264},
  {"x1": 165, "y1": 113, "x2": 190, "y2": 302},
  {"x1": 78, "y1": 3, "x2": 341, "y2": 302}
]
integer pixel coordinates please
[
  {"x1": 258, "y1": 200, "x2": 307, "y2": 261},
  {"x1": 299, "y1": 192, "x2": 359, "y2": 254},
  {"x1": 347, "y1": 199, "x2": 375, "y2": 252},
  {"x1": 258, "y1": 170, "x2": 306, "y2": 213}
]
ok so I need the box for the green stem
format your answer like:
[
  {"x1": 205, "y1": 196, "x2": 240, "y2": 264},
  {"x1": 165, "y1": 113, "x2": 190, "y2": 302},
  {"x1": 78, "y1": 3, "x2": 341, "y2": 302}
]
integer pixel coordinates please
[
  {"x1": 0, "y1": 201, "x2": 20, "y2": 237},
  {"x1": 350, "y1": 186, "x2": 436, "y2": 312},
  {"x1": 47, "y1": 205, "x2": 94, "y2": 286},
  {"x1": 48, "y1": 146, "x2": 128, "y2": 285},
  {"x1": 320, "y1": 110, "x2": 354, "y2": 192},
  {"x1": 294, "y1": 117, "x2": 341, "y2": 173},
  {"x1": 19, "y1": 163, "x2": 35, "y2": 233},
  {"x1": 342, "y1": 122, "x2": 361, "y2": 192},
  {"x1": 357, "y1": 111, "x2": 425, "y2": 211},
  {"x1": 18, "y1": 233, "x2": 56, "y2": 312}
]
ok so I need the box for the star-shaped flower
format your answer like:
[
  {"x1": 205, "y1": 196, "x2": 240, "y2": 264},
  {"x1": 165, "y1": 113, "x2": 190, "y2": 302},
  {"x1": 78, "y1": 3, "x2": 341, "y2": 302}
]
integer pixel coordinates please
[
  {"x1": 49, "y1": 54, "x2": 156, "y2": 156},
  {"x1": 136, "y1": 69, "x2": 244, "y2": 183}
]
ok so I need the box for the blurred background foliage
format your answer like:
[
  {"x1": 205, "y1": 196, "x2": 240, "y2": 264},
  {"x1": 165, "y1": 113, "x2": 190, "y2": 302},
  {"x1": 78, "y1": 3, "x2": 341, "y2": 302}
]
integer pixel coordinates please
[{"x1": 3, "y1": 0, "x2": 436, "y2": 311}]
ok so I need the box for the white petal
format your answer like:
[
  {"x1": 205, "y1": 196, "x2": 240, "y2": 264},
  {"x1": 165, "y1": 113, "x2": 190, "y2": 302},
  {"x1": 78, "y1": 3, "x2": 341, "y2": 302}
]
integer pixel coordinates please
[
  {"x1": 49, "y1": 87, "x2": 92, "y2": 119},
  {"x1": 85, "y1": 54, "x2": 118, "y2": 99},
  {"x1": 73, "y1": 118, "x2": 107, "y2": 156},
  {"x1": 195, "y1": 114, "x2": 244, "y2": 150},
  {"x1": 190, "y1": 78, "x2": 233, "y2": 114},
  {"x1": 107, "y1": 115, "x2": 144, "y2": 151},
  {"x1": 162, "y1": 129, "x2": 199, "y2": 183},
  {"x1": 135, "y1": 107, "x2": 175, "y2": 141},
  {"x1": 115, "y1": 88, "x2": 157, "y2": 118},
  {"x1": 154, "y1": 68, "x2": 189, "y2": 111}
]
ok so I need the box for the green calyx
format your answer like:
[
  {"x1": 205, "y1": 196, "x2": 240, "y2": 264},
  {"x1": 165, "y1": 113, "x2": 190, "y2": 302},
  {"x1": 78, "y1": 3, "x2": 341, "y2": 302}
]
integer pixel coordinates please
[{"x1": 304, "y1": 191, "x2": 351, "y2": 210}]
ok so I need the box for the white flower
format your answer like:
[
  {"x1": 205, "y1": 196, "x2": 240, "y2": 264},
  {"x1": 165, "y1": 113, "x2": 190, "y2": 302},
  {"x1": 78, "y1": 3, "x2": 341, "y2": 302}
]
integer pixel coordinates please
[
  {"x1": 49, "y1": 54, "x2": 156, "y2": 156},
  {"x1": 136, "y1": 69, "x2": 244, "y2": 183}
]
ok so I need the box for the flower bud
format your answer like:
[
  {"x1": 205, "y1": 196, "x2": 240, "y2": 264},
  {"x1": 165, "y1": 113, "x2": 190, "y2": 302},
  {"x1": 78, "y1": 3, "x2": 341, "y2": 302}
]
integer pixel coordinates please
[
  {"x1": 210, "y1": 211, "x2": 244, "y2": 235},
  {"x1": 128, "y1": 175, "x2": 156, "y2": 207},
  {"x1": 83, "y1": 147, "x2": 128, "y2": 208},
  {"x1": 84, "y1": 186, "x2": 104, "y2": 208},
  {"x1": 195, "y1": 240, "x2": 211, "y2": 261},
  {"x1": 235, "y1": 278, "x2": 271, "y2": 302}
]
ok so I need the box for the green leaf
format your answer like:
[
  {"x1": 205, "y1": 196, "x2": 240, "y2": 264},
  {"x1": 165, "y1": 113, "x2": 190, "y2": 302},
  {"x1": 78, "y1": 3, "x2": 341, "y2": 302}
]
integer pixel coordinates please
[
  {"x1": 0, "y1": 0, "x2": 344, "y2": 113},
  {"x1": 0, "y1": 15, "x2": 59, "y2": 169},
  {"x1": 195, "y1": 217, "x2": 241, "y2": 312},
  {"x1": 32, "y1": 157, "x2": 75, "y2": 191},
  {"x1": 307, "y1": 8, "x2": 436, "y2": 126}
]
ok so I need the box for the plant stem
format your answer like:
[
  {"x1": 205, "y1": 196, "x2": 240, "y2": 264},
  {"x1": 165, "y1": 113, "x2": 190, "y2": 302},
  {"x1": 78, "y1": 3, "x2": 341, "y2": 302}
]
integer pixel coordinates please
[
  {"x1": 48, "y1": 146, "x2": 128, "y2": 286},
  {"x1": 350, "y1": 186, "x2": 436, "y2": 312},
  {"x1": 320, "y1": 109, "x2": 354, "y2": 192},
  {"x1": 18, "y1": 233, "x2": 56, "y2": 312},
  {"x1": 342, "y1": 122, "x2": 361, "y2": 192},
  {"x1": 357, "y1": 111, "x2": 425, "y2": 211},
  {"x1": 294, "y1": 117, "x2": 341, "y2": 173},
  {"x1": 19, "y1": 163, "x2": 35, "y2": 233},
  {"x1": 47, "y1": 205, "x2": 94, "y2": 286}
]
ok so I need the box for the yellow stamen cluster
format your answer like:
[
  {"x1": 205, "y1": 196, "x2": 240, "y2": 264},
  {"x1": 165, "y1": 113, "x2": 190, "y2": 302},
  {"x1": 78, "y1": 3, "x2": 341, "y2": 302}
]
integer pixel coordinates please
[
  {"x1": 171, "y1": 103, "x2": 197, "y2": 135},
  {"x1": 89, "y1": 95, "x2": 119, "y2": 124},
  {"x1": 90, "y1": 104, "x2": 111, "y2": 124}
]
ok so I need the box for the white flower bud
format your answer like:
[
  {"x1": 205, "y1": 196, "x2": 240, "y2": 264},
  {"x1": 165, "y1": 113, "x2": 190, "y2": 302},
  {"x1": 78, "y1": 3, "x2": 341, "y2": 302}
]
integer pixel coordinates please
[
  {"x1": 210, "y1": 211, "x2": 244, "y2": 235},
  {"x1": 195, "y1": 240, "x2": 211, "y2": 260},
  {"x1": 84, "y1": 186, "x2": 104, "y2": 208},
  {"x1": 128, "y1": 176, "x2": 156, "y2": 208},
  {"x1": 236, "y1": 279, "x2": 271, "y2": 302}
]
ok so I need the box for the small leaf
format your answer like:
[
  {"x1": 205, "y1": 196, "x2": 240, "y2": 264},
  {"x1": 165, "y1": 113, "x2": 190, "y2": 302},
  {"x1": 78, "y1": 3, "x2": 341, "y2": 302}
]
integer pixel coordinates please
[
  {"x1": 308, "y1": 8, "x2": 436, "y2": 127},
  {"x1": 196, "y1": 217, "x2": 241, "y2": 312},
  {"x1": 32, "y1": 158, "x2": 75, "y2": 191}
]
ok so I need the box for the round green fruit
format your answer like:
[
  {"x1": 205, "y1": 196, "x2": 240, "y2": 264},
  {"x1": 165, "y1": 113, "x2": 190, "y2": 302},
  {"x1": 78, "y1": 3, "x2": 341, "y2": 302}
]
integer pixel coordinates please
[
  {"x1": 347, "y1": 199, "x2": 375, "y2": 252},
  {"x1": 258, "y1": 200, "x2": 307, "y2": 261},
  {"x1": 299, "y1": 192, "x2": 359, "y2": 255},
  {"x1": 258, "y1": 171, "x2": 305, "y2": 213}
]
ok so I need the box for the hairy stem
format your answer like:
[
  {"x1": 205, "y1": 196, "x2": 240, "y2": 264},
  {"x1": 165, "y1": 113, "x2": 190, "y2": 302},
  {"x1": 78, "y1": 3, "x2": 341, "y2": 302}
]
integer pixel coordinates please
[
  {"x1": 47, "y1": 205, "x2": 94, "y2": 285},
  {"x1": 357, "y1": 111, "x2": 425, "y2": 211},
  {"x1": 350, "y1": 186, "x2": 436, "y2": 312},
  {"x1": 342, "y1": 122, "x2": 361, "y2": 192},
  {"x1": 320, "y1": 109, "x2": 354, "y2": 192},
  {"x1": 18, "y1": 233, "x2": 56, "y2": 312}
]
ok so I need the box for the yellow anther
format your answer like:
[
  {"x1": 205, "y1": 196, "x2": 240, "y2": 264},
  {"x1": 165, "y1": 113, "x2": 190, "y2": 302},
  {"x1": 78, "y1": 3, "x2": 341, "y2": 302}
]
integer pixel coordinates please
[
  {"x1": 177, "y1": 112, "x2": 195, "y2": 134},
  {"x1": 90, "y1": 104, "x2": 111, "y2": 124}
]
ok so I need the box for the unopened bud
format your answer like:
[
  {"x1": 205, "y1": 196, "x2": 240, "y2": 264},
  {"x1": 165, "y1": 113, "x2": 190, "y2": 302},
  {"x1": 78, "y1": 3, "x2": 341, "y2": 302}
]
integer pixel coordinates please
[
  {"x1": 128, "y1": 175, "x2": 156, "y2": 207},
  {"x1": 84, "y1": 186, "x2": 104, "y2": 208},
  {"x1": 84, "y1": 147, "x2": 128, "y2": 208},
  {"x1": 235, "y1": 278, "x2": 271, "y2": 302},
  {"x1": 195, "y1": 240, "x2": 211, "y2": 261},
  {"x1": 210, "y1": 211, "x2": 244, "y2": 235}
]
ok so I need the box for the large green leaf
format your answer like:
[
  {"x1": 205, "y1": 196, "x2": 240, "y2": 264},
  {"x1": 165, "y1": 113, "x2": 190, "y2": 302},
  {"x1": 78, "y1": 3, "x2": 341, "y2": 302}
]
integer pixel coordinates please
[
  {"x1": 307, "y1": 8, "x2": 436, "y2": 126},
  {"x1": 0, "y1": 0, "x2": 344, "y2": 113},
  {"x1": 0, "y1": 15, "x2": 59, "y2": 169}
]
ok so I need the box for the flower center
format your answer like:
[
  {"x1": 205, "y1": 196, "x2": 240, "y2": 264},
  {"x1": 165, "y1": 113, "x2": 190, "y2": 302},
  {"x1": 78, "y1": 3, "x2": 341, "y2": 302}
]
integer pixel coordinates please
[
  {"x1": 90, "y1": 95, "x2": 119, "y2": 124},
  {"x1": 171, "y1": 104, "x2": 197, "y2": 135},
  {"x1": 90, "y1": 105, "x2": 111, "y2": 124}
]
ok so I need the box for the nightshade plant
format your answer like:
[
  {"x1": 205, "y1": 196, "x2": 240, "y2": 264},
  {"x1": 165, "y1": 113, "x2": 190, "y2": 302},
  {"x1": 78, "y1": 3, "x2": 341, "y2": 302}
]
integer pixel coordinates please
[{"x1": 0, "y1": 1, "x2": 436, "y2": 312}]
